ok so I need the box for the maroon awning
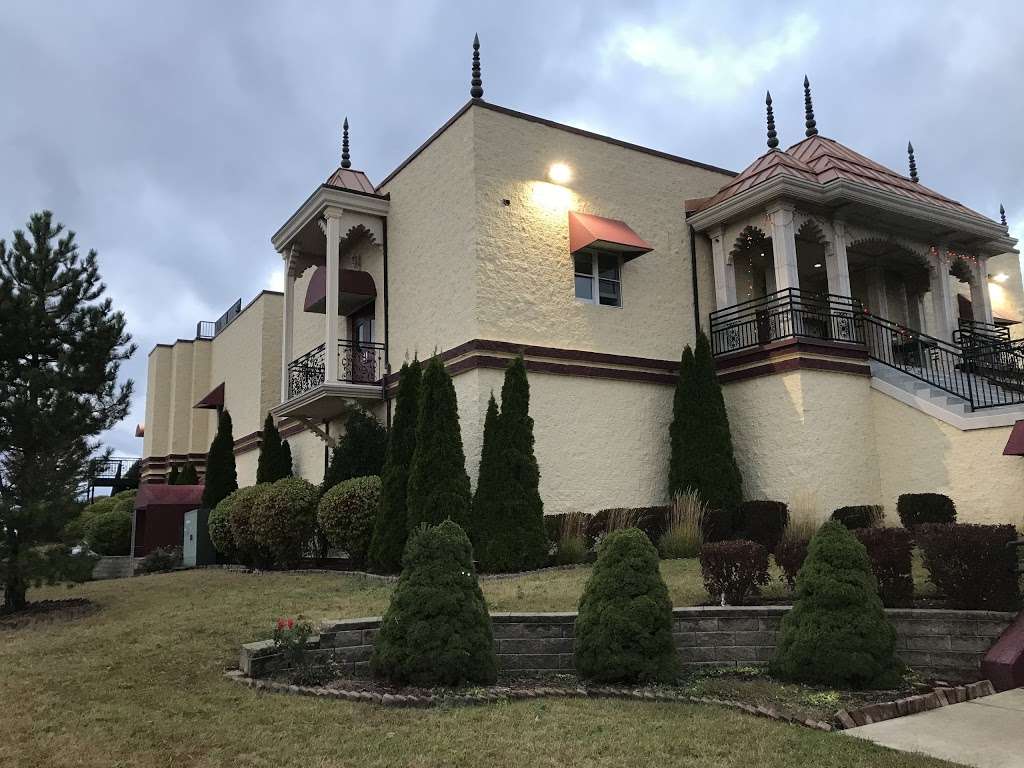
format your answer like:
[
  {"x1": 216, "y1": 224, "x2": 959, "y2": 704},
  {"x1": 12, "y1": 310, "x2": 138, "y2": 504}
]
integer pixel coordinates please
[
  {"x1": 194, "y1": 382, "x2": 224, "y2": 410},
  {"x1": 1003, "y1": 420, "x2": 1024, "y2": 456},
  {"x1": 135, "y1": 484, "x2": 204, "y2": 510},
  {"x1": 304, "y1": 267, "x2": 377, "y2": 314},
  {"x1": 568, "y1": 211, "x2": 653, "y2": 260}
]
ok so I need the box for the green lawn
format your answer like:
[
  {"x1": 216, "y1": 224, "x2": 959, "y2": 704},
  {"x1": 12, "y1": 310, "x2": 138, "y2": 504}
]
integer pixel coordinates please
[{"x1": 0, "y1": 565, "x2": 958, "y2": 768}]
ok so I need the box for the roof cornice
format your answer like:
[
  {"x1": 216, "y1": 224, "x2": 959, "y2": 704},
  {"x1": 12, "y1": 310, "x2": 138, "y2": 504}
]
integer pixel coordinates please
[{"x1": 271, "y1": 184, "x2": 390, "y2": 252}]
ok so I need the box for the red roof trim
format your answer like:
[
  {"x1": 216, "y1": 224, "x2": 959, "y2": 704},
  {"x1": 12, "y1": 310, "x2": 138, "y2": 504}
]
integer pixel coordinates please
[{"x1": 568, "y1": 211, "x2": 653, "y2": 258}]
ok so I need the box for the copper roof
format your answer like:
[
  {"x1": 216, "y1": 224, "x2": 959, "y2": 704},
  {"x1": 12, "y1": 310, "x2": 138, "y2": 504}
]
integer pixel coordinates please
[
  {"x1": 324, "y1": 167, "x2": 378, "y2": 195},
  {"x1": 691, "y1": 135, "x2": 992, "y2": 224}
]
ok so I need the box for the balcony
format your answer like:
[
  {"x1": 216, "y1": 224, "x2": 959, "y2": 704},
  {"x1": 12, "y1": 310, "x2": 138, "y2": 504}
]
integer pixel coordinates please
[{"x1": 276, "y1": 339, "x2": 386, "y2": 421}]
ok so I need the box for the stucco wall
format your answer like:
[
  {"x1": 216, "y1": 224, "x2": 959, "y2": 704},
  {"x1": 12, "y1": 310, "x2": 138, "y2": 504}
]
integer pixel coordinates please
[
  {"x1": 987, "y1": 251, "x2": 1024, "y2": 335},
  {"x1": 143, "y1": 346, "x2": 172, "y2": 458}
]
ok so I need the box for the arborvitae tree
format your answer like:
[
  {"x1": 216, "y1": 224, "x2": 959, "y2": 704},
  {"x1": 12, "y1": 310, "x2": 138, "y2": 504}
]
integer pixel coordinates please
[
  {"x1": 118, "y1": 459, "x2": 142, "y2": 492},
  {"x1": 167, "y1": 465, "x2": 180, "y2": 485},
  {"x1": 177, "y1": 460, "x2": 199, "y2": 485},
  {"x1": 368, "y1": 361, "x2": 421, "y2": 573},
  {"x1": 668, "y1": 330, "x2": 742, "y2": 514},
  {"x1": 771, "y1": 521, "x2": 903, "y2": 689},
  {"x1": 202, "y1": 409, "x2": 237, "y2": 509},
  {"x1": 0, "y1": 211, "x2": 134, "y2": 612},
  {"x1": 470, "y1": 393, "x2": 504, "y2": 557},
  {"x1": 575, "y1": 528, "x2": 678, "y2": 683},
  {"x1": 281, "y1": 440, "x2": 292, "y2": 478},
  {"x1": 371, "y1": 520, "x2": 497, "y2": 686},
  {"x1": 475, "y1": 358, "x2": 547, "y2": 572},
  {"x1": 256, "y1": 412, "x2": 290, "y2": 484},
  {"x1": 406, "y1": 357, "x2": 471, "y2": 531},
  {"x1": 321, "y1": 409, "x2": 387, "y2": 493}
]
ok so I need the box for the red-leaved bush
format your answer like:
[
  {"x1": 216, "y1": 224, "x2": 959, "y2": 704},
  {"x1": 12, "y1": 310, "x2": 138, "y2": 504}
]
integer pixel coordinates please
[
  {"x1": 854, "y1": 527, "x2": 914, "y2": 607},
  {"x1": 916, "y1": 523, "x2": 1020, "y2": 611},
  {"x1": 699, "y1": 540, "x2": 769, "y2": 605},
  {"x1": 775, "y1": 539, "x2": 809, "y2": 589}
]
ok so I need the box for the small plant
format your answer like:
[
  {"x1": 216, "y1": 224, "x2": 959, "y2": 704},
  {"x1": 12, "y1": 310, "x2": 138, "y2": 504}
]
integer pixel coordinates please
[
  {"x1": 916, "y1": 523, "x2": 1020, "y2": 610},
  {"x1": 553, "y1": 511, "x2": 589, "y2": 566},
  {"x1": 733, "y1": 500, "x2": 789, "y2": 551},
  {"x1": 272, "y1": 616, "x2": 320, "y2": 685},
  {"x1": 317, "y1": 475, "x2": 382, "y2": 570},
  {"x1": 603, "y1": 507, "x2": 644, "y2": 534},
  {"x1": 698, "y1": 540, "x2": 769, "y2": 605},
  {"x1": 831, "y1": 505, "x2": 884, "y2": 530},
  {"x1": 785, "y1": 489, "x2": 824, "y2": 543},
  {"x1": 897, "y1": 493, "x2": 956, "y2": 529},
  {"x1": 658, "y1": 490, "x2": 706, "y2": 559},
  {"x1": 136, "y1": 547, "x2": 181, "y2": 574}
]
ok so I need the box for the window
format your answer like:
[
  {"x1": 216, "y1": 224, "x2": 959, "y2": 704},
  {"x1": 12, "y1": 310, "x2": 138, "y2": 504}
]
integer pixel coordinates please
[{"x1": 573, "y1": 250, "x2": 622, "y2": 307}]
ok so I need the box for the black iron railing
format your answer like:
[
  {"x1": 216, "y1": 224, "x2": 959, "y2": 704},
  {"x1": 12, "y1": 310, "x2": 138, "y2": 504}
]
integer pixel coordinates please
[
  {"x1": 287, "y1": 340, "x2": 386, "y2": 399},
  {"x1": 955, "y1": 318, "x2": 1010, "y2": 347}
]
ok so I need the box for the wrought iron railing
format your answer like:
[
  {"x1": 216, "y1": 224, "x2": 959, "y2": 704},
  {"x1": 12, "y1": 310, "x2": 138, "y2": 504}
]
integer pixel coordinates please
[
  {"x1": 954, "y1": 319, "x2": 1011, "y2": 349},
  {"x1": 287, "y1": 340, "x2": 386, "y2": 399}
]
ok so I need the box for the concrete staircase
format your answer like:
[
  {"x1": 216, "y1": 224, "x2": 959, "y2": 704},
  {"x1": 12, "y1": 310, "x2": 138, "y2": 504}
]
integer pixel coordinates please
[{"x1": 870, "y1": 361, "x2": 1024, "y2": 430}]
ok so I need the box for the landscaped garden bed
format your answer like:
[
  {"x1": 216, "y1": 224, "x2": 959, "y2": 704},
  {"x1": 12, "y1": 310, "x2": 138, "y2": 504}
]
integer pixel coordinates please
[{"x1": 0, "y1": 597, "x2": 98, "y2": 630}]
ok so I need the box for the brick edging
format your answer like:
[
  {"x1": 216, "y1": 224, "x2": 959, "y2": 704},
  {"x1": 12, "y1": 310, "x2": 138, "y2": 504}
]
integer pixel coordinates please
[{"x1": 836, "y1": 680, "x2": 998, "y2": 728}]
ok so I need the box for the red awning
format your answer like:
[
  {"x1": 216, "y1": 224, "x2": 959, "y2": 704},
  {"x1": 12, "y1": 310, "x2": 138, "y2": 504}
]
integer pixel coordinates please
[
  {"x1": 304, "y1": 267, "x2": 377, "y2": 314},
  {"x1": 135, "y1": 484, "x2": 205, "y2": 510},
  {"x1": 1003, "y1": 420, "x2": 1024, "y2": 456},
  {"x1": 194, "y1": 382, "x2": 224, "y2": 410},
  {"x1": 568, "y1": 211, "x2": 653, "y2": 260}
]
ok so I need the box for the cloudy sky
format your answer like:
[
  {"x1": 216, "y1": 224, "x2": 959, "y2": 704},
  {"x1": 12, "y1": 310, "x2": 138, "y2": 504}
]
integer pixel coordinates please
[{"x1": 2, "y1": 1, "x2": 1021, "y2": 456}]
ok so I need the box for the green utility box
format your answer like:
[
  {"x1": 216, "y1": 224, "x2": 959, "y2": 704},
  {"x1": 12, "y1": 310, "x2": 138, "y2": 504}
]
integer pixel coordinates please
[{"x1": 182, "y1": 508, "x2": 217, "y2": 567}]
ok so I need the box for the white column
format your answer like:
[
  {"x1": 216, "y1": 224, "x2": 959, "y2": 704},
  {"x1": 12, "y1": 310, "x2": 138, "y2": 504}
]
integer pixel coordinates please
[
  {"x1": 866, "y1": 266, "x2": 890, "y2": 320},
  {"x1": 710, "y1": 226, "x2": 737, "y2": 309},
  {"x1": 970, "y1": 256, "x2": 995, "y2": 325},
  {"x1": 929, "y1": 244, "x2": 957, "y2": 341},
  {"x1": 827, "y1": 220, "x2": 852, "y2": 297},
  {"x1": 280, "y1": 252, "x2": 295, "y2": 402},
  {"x1": 324, "y1": 210, "x2": 342, "y2": 382},
  {"x1": 768, "y1": 204, "x2": 800, "y2": 292}
]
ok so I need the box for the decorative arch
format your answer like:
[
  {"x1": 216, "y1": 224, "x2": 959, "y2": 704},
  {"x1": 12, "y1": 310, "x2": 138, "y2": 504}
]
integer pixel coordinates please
[{"x1": 730, "y1": 225, "x2": 771, "y2": 258}]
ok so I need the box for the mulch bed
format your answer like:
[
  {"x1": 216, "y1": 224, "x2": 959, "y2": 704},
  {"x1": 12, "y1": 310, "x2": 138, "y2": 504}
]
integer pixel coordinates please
[{"x1": 0, "y1": 598, "x2": 98, "y2": 631}]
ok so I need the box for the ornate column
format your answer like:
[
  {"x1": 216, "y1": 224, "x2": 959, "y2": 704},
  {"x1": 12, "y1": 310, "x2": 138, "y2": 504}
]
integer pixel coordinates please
[
  {"x1": 928, "y1": 244, "x2": 957, "y2": 341},
  {"x1": 280, "y1": 249, "x2": 296, "y2": 402},
  {"x1": 827, "y1": 220, "x2": 852, "y2": 297},
  {"x1": 970, "y1": 256, "x2": 995, "y2": 325},
  {"x1": 767, "y1": 203, "x2": 800, "y2": 292},
  {"x1": 866, "y1": 266, "x2": 890, "y2": 320},
  {"x1": 710, "y1": 225, "x2": 737, "y2": 309},
  {"x1": 324, "y1": 209, "x2": 343, "y2": 382}
]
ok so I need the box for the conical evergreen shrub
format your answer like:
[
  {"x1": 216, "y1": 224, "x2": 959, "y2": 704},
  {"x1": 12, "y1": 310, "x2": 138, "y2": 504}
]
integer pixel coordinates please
[
  {"x1": 575, "y1": 528, "x2": 678, "y2": 683},
  {"x1": 771, "y1": 521, "x2": 903, "y2": 689},
  {"x1": 368, "y1": 361, "x2": 422, "y2": 573},
  {"x1": 203, "y1": 409, "x2": 238, "y2": 509},
  {"x1": 668, "y1": 345, "x2": 698, "y2": 496},
  {"x1": 167, "y1": 465, "x2": 180, "y2": 485},
  {"x1": 371, "y1": 520, "x2": 497, "y2": 686},
  {"x1": 321, "y1": 408, "x2": 387, "y2": 493},
  {"x1": 406, "y1": 357, "x2": 471, "y2": 530},
  {"x1": 177, "y1": 460, "x2": 199, "y2": 485},
  {"x1": 256, "y1": 412, "x2": 291, "y2": 483},
  {"x1": 471, "y1": 393, "x2": 506, "y2": 562},
  {"x1": 281, "y1": 440, "x2": 292, "y2": 477}
]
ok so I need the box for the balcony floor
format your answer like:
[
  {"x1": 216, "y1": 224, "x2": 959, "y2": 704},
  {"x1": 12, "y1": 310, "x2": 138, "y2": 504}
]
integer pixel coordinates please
[{"x1": 273, "y1": 381, "x2": 384, "y2": 421}]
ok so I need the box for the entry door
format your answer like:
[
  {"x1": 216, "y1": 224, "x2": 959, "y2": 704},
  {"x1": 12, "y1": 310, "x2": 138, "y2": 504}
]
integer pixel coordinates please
[{"x1": 349, "y1": 303, "x2": 376, "y2": 382}]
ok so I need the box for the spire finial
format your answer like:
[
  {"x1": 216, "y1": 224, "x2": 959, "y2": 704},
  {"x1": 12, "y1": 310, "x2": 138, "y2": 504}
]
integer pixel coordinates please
[
  {"x1": 803, "y1": 75, "x2": 818, "y2": 137},
  {"x1": 765, "y1": 91, "x2": 779, "y2": 149},
  {"x1": 907, "y1": 141, "x2": 918, "y2": 183},
  {"x1": 470, "y1": 34, "x2": 483, "y2": 99},
  {"x1": 1000, "y1": 203, "x2": 1007, "y2": 227},
  {"x1": 341, "y1": 117, "x2": 351, "y2": 169}
]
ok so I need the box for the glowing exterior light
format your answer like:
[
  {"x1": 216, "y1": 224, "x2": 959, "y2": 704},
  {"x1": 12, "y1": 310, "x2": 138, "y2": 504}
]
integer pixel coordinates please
[
  {"x1": 993, "y1": 272, "x2": 1010, "y2": 283},
  {"x1": 813, "y1": 263, "x2": 823, "y2": 268},
  {"x1": 547, "y1": 162, "x2": 572, "y2": 185},
  {"x1": 529, "y1": 181, "x2": 575, "y2": 213}
]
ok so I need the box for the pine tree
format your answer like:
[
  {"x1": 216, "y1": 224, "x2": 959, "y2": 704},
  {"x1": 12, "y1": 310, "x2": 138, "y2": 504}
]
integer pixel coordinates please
[
  {"x1": 470, "y1": 393, "x2": 504, "y2": 558},
  {"x1": 0, "y1": 211, "x2": 134, "y2": 612},
  {"x1": 406, "y1": 357, "x2": 471, "y2": 531},
  {"x1": 256, "y1": 412, "x2": 290, "y2": 484},
  {"x1": 321, "y1": 409, "x2": 387, "y2": 493},
  {"x1": 281, "y1": 440, "x2": 292, "y2": 478},
  {"x1": 167, "y1": 465, "x2": 180, "y2": 485},
  {"x1": 368, "y1": 360, "x2": 421, "y2": 573},
  {"x1": 475, "y1": 358, "x2": 547, "y2": 572},
  {"x1": 177, "y1": 460, "x2": 199, "y2": 485},
  {"x1": 202, "y1": 409, "x2": 237, "y2": 509},
  {"x1": 668, "y1": 345, "x2": 698, "y2": 496}
]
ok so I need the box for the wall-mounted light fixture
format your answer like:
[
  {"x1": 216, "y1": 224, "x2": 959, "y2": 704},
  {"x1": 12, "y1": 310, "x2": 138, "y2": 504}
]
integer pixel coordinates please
[
  {"x1": 547, "y1": 162, "x2": 572, "y2": 185},
  {"x1": 992, "y1": 272, "x2": 1010, "y2": 283},
  {"x1": 813, "y1": 262, "x2": 823, "y2": 268}
]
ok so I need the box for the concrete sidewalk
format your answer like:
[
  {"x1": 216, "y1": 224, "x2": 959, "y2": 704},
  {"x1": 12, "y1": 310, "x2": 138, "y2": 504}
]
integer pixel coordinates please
[{"x1": 846, "y1": 689, "x2": 1024, "y2": 768}]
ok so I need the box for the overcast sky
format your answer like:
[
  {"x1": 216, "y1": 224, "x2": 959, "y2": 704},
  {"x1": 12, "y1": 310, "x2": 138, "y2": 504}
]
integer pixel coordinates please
[{"x1": 2, "y1": 1, "x2": 1022, "y2": 456}]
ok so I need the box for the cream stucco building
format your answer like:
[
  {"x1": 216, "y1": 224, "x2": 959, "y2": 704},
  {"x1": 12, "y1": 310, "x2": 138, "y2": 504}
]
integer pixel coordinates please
[{"x1": 139, "y1": 59, "x2": 1024, "y2": 526}]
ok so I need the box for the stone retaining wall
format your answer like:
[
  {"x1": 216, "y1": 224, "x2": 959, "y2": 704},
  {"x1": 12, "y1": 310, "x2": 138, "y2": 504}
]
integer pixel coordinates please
[
  {"x1": 91, "y1": 556, "x2": 132, "y2": 581},
  {"x1": 239, "y1": 606, "x2": 1015, "y2": 681}
]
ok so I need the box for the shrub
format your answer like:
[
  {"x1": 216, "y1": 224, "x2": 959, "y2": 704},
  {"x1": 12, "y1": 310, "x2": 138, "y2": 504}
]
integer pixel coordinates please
[
  {"x1": 701, "y1": 506, "x2": 735, "y2": 543},
  {"x1": 771, "y1": 521, "x2": 902, "y2": 689},
  {"x1": 734, "y1": 500, "x2": 789, "y2": 551},
  {"x1": 220, "y1": 485, "x2": 273, "y2": 566},
  {"x1": 854, "y1": 527, "x2": 914, "y2": 608},
  {"x1": 256, "y1": 412, "x2": 292, "y2": 484},
  {"x1": 203, "y1": 409, "x2": 238, "y2": 509},
  {"x1": 177, "y1": 461, "x2": 199, "y2": 485},
  {"x1": 322, "y1": 409, "x2": 387, "y2": 493},
  {"x1": 317, "y1": 476, "x2": 382, "y2": 569},
  {"x1": 272, "y1": 617, "x2": 324, "y2": 685},
  {"x1": 250, "y1": 477, "x2": 318, "y2": 568},
  {"x1": 136, "y1": 546, "x2": 181, "y2": 574},
  {"x1": 64, "y1": 490, "x2": 134, "y2": 543},
  {"x1": 832, "y1": 505, "x2": 884, "y2": 530},
  {"x1": 207, "y1": 501, "x2": 235, "y2": 560},
  {"x1": 897, "y1": 493, "x2": 956, "y2": 528},
  {"x1": 916, "y1": 523, "x2": 1020, "y2": 610},
  {"x1": 371, "y1": 521, "x2": 497, "y2": 686},
  {"x1": 575, "y1": 528, "x2": 678, "y2": 683},
  {"x1": 699, "y1": 540, "x2": 770, "y2": 605},
  {"x1": 85, "y1": 510, "x2": 132, "y2": 556},
  {"x1": 775, "y1": 539, "x2": 809, "y2": 589},
  {"x1": 659, "y1": 490, "x2": 706, "y2": 560},
  {"x1": 587, "y1": 507, "x2": 670, "y2": 542},
  {"x1": 552, "y1": 511, "x2": 589, "y2": 566}
]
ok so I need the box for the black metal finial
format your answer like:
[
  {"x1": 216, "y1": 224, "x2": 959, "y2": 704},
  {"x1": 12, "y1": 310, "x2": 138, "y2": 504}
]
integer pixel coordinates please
[
  {"x1": 1000, "y1": 203, "x2": 1007, "y2": 227},
  {"x1": 765, "y1": 91, "x2": 779, "y2": 149},
  {"x1": 470, "y1": 34, "x2": 483, "y2": 99},
  {"x1": 803, "y1": 75, "x2": 818, "y2": 137},
  {"x1": 907, "y1": 141, "x2": 918, "y2": 183},
  {"x1": 341, "y1": 118, "x2": 351, "y2": 169}
]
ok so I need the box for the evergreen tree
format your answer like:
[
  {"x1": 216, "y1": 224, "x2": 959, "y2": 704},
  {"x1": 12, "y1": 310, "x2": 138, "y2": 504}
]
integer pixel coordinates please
[
  {"x1": 321, "y1": 409, "x2": 387, "y2": 493},
  {"x1": 475, "y1": 358, "x2": 547, "y2": 572},
  {"x1": 470, "y1": 393, "x2": 504, "y2": 557},
  {"x1": 256, "y1": 412, "x2": 290, "y2": 483},
  {"x1": 406, "y1": 357, "x2": 471, "y2": 531},
  {"x1": 167, "y1": 465, "x2": 180, "y2": 485},
  {"x1": 668, "y1": 345, "x2": 698, "y2": 495},
  {"x1": 0, "y1": 211, "x2": 134, "y2": 612},
  {"x1": 177, "y1": 460, "x2": 198, "y2": 485},
  {"x1": 368, "y1": 360, "x2": 421, "y2": 573},
  {"x1": 202, "y1": 409, "x2": 237, "y2": 509}
]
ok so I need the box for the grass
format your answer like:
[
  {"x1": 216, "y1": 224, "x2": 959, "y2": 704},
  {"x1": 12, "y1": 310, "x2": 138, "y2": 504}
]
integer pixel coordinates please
[{"x1": 0, "y1": 565, "x2": 959, "y2": 768}]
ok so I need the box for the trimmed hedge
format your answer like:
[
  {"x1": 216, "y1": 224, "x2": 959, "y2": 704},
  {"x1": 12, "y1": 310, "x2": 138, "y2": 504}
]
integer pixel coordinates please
[
  {"x1": 222, "y1": 485, "x2": 274, "y2": 567},
  {"x1": 371, "y1": 521, "x2": 497, "y2": 686},
  {"x1": 317, "y1": 475, "x2": 382, "y2": 569},
  {"x1": 207, "y1": 502, "x2": 235, "y2": 560},
  {"x1": 917, "y1": 523, "x2": 1020, "y2": 611},
  {"x1": 701, "y1": 506, "x2": 735, "y2": 543},
  {"x1": 854, "y1": 527, "x2": 914, "y2": 608},
  {"x1": 575, "y1": 528, "x2": 678, "y2": 683},
  {"x1": 699, "y1": 540, "x2": 769, "y2": 605},
  {"x1": 897, "y1": 493, "x2": 956, "y2": 528},
  {"x1": 772, "y1": 522, "x2": 902, "y2": 689},
  {"x1": 250, "y1": 478, "x2": 319, "y2": 568},
  {"x1": 775, "y1": 539, "x2": 809, "y2": 589},
  {"x1": 733, "y1": 500, "x2": 789, "y2": 551},
  {"x1": 86, "y1": 509, "x2": 132, "y2": 556},
  {"x1": 832, "y1": 505, "x2": 884, "y2": 530}
]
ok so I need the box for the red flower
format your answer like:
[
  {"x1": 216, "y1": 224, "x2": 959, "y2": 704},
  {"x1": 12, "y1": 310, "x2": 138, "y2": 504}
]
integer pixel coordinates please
[
  {"x1": 276, "y1": 618, "x2": 286, "y2": 630},
  {"x1": 287, "y1": 618, "x2": 294, "y2": 630}
]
